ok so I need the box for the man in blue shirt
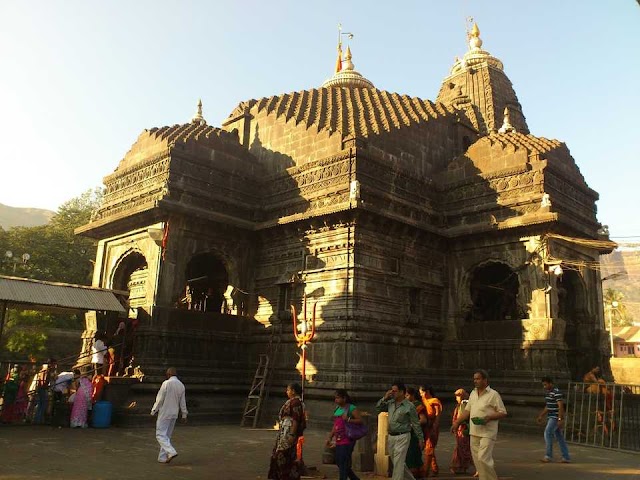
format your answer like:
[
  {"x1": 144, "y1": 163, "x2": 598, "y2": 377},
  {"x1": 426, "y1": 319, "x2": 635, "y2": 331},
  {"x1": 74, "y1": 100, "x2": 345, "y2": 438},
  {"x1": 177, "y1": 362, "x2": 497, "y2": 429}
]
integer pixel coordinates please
[{"x1": 536, "y1": 376, "x2": 570, "y2": 463}]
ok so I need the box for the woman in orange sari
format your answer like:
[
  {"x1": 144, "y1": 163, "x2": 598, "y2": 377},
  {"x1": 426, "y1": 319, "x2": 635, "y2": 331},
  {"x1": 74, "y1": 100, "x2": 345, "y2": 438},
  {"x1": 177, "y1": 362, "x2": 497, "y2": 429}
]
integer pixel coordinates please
[
  {"x1": 450, "y1": 388, "x2": 473, "y2": 474},
  {"x1": 419, "y1": 385, "x2": 443, "y2": 477}
]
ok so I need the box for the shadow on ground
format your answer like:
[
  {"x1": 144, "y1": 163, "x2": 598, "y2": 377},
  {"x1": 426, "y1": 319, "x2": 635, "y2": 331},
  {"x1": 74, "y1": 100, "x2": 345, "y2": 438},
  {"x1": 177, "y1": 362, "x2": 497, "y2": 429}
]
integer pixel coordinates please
[{"x1": 0, "y1": 425, "x2": 638, "y2": 480}]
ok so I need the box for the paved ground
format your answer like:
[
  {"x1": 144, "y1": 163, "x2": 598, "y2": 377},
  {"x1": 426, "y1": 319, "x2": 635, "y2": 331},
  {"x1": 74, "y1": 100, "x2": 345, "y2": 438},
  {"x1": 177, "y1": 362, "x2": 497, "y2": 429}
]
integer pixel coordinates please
[{"x1": 0, "y1": 424, "x2": 638, "y2": 480}]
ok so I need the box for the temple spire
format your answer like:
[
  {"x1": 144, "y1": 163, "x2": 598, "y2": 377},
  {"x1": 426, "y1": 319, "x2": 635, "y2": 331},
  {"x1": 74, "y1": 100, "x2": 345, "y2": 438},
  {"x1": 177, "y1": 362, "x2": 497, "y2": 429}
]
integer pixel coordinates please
[
  {"x1": 322, "y1": 27, "x2": 373, "y2": 89},
  {"x1": 191, "y1": 99, "x2": 206, "y2": 125}
]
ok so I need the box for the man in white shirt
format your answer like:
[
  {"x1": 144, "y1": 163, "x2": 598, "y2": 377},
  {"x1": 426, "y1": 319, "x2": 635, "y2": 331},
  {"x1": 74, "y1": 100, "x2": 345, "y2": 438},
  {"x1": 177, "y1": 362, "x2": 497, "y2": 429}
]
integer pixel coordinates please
[
  {"x1": 91, "y1": 333, "x2": 107, "y2": 375},
  {"x1": 451, "y1": 369, "x2": 507, "y2": 480},
  {"x1": 150, "y1": 367, "x2": 188, "y2": 463}
]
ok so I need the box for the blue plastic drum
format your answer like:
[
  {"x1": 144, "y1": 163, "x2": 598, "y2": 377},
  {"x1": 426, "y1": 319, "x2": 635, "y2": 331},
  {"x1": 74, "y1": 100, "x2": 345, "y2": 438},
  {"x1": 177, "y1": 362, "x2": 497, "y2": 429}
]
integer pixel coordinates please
[{"x1": 91, "y1": 400, "x2": 112, "y2": 428}]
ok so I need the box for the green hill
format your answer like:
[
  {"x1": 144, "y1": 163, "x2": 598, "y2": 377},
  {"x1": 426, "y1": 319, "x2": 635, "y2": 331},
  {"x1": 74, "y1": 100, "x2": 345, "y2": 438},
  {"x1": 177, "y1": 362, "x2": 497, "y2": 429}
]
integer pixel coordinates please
[{"x1": 0, "y1": 203, "x2": 55, "y2": 229}]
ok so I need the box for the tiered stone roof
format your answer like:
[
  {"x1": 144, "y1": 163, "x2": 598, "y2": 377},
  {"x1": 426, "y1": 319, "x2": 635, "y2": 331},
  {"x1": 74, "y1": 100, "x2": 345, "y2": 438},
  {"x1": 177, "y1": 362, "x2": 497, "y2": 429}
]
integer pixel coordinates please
[
  {"x1": 114, "y1": 123, "x2": 244, "y2": 174},
  {"x1": 146, "y1": 123, "x2": 238, "y2": 146},
  {"x1": 479, "y1": 132, "x2": 563, "y2": 155},
  {"x1": 230, "y1": 88, "x2": 454, "y2": 139}
]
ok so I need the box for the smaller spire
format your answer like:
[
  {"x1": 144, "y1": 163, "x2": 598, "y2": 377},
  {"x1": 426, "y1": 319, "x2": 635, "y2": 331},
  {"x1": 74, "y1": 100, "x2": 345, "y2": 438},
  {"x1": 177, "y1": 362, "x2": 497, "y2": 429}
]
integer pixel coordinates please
[
  {"x1": 498, "y1": 106, "x2": 516, "y2": 133},
  {"x1": 343, "y1": 46, "x2": 354, "y2": 70},
  {"x1": 322, "y1": 35, "x2": 374, "y2": 89},
  {"x1": 191, "y1": 99, "x2": 206, "y2": 125}
]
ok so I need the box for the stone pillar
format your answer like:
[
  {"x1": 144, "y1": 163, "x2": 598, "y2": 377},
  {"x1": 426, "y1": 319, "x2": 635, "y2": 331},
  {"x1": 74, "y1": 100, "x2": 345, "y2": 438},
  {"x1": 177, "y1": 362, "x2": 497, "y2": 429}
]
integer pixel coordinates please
[
  {"x1": 352, "y1": 413, "x2": 374, "y2": 472},
  {"x1": 374, "y1": 412, "x2": 390, "y2": 477}
]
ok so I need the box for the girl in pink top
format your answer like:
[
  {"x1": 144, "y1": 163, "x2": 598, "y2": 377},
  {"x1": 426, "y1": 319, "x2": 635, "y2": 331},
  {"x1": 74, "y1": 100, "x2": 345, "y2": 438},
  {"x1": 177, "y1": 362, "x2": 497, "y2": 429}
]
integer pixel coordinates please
[{"x1": 326, "y1": 389, "x2": 363, "y2": 480}]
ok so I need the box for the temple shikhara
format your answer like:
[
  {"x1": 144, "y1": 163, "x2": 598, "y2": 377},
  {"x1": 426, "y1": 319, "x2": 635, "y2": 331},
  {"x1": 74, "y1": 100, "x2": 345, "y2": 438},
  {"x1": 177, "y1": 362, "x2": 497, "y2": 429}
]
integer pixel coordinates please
[{"x1": 77, "y1": 24, "x2": 615, "y2": 422}]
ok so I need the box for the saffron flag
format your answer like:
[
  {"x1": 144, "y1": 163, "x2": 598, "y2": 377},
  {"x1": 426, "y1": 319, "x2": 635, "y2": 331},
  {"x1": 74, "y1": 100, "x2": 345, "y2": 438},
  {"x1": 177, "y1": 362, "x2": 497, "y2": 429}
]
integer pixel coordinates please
[{"x1": 335, "y1": 44, "x2": 342, "y2": 73}]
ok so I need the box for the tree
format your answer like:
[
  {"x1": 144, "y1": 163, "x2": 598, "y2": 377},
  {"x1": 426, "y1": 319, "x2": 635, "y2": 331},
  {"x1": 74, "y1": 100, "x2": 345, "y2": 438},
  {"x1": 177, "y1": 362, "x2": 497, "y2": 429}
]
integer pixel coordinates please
[
  {"x1": 0, "y1": 188, "x2": 103, "y2": 360},
  {"x1": 603, "y1": 288, "x2": 633, "y2": 327},
  {"x1": 0, "y1": 188, "x2": 102, "y2": 284}
]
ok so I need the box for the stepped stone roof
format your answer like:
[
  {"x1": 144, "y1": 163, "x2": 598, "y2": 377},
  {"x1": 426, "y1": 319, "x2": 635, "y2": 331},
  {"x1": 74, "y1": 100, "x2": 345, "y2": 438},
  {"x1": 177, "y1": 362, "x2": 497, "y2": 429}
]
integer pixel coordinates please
[
  {"x1": 145, "y1": 123, "x2": 238, "y2": 147},
  {"x1": 478, "y1": 132, "x2": 563, "y2": 155},
  {"x1": 113, "y1": 123, "x2": 245, "y2": 174},
  {"x1": 229, "y1": 88, "x2": 455, "y2": 139}
]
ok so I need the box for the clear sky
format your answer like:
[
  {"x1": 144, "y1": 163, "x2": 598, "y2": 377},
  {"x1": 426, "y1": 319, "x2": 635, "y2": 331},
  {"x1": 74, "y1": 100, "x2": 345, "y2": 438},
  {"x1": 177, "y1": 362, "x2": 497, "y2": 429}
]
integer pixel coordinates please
[{"x1": 0, "y1": 1, "x2": 638, "y2": 238}]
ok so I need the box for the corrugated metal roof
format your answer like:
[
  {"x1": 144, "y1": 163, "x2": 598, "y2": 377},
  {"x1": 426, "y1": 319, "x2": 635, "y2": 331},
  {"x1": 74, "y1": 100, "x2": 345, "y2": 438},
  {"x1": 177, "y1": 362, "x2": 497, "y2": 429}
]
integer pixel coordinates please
[
  {"x1": 0, "y1": 275, "x2": 127, "y2": 313},
  {"x1": 612, "y1": 326, "x2": 640, "y2": 343}
]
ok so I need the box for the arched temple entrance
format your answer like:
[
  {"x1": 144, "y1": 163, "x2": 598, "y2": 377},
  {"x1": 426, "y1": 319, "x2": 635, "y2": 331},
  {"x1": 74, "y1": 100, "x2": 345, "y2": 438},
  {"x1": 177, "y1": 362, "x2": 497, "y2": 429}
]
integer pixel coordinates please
[
  {"x1": 467, "y1": 262, "x2": 520, "y2": 322},
  {"x1": 112, "y1": 251, "x2": 149, "y2": 309},
  {"x1": 183, "y1": 252, "x2": 230, "y2": 313}
]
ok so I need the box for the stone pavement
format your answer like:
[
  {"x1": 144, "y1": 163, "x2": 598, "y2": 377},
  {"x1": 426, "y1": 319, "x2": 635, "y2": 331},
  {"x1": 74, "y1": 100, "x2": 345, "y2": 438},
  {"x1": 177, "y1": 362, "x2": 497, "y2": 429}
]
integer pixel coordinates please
[{"x1": 0, "y1": 424, "x2": 638, "y2": 480}]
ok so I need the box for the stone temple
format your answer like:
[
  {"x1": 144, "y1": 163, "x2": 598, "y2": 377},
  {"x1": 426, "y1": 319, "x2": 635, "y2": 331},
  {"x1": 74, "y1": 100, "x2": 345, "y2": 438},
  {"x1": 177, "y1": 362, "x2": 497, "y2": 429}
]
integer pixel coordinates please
[{"x1": 77, "y1": 24, "x2": 615, "y2": 422}]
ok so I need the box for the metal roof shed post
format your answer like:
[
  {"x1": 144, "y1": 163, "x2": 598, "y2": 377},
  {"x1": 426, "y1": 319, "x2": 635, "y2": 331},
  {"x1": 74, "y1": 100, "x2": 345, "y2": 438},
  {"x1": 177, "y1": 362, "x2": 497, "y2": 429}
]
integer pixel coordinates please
[{"x1": 0, "y1": 300, "x2": 7, "y2": 348}]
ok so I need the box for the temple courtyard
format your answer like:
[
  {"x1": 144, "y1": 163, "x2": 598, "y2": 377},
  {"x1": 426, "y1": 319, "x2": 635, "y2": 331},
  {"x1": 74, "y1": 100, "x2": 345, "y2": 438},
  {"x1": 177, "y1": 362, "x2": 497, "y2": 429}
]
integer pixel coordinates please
[{"x1": 0, "y1": 424, "x2": 637, "y2": 479}]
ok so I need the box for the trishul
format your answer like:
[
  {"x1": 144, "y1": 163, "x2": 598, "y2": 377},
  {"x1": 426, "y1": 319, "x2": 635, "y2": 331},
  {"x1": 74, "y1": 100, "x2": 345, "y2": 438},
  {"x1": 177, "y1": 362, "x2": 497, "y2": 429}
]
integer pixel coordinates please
[
  {"x1": 291, "y1": 295, "x2": 316, "y2": 400},
  {"x1": 291, "y1": 294, "x2": 316, "y2": 348}
]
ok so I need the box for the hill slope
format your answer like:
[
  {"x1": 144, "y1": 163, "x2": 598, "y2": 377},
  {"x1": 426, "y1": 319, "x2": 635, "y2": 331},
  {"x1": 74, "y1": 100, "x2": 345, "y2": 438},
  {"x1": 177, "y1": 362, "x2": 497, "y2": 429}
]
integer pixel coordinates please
[
  {"x1": 0, "y1": 203, "x2": 55, "y2": 229},
  {"x1": 600, "y1": 249, "x2": 640, "y2": 323}
]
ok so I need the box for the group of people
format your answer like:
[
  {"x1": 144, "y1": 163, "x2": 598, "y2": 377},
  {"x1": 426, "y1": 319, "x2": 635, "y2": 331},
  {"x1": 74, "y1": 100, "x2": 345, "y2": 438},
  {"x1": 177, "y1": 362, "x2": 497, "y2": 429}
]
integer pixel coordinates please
[
  {"x1": 92, "y1": 323, "x2": 134, "y2": 377},
  {"x1": 262, "y1": 373, "x2": 492, "y2": 480},
  {"x1": 263, "y1": 369, "x2": 573, "y2": 480},
  {"x1": 0, "y1": 359, "x2": 107, "y2": 427},
  {"x1": 8, "y1": 362, "x2": 573, "y2": 480},
  {"x1": 376, "y1": 376, "x2": 496, "y2": 480}
]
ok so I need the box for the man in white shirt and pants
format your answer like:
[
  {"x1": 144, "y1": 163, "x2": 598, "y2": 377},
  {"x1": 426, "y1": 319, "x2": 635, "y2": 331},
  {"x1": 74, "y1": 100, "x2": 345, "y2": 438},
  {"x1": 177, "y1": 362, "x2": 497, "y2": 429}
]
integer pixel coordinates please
[
  {"x1": 151, "y1": 367, "x2": 188, "y2": 463},
  {"x1": 451, "y1": 369, "x2": 507, "y2": 480}
]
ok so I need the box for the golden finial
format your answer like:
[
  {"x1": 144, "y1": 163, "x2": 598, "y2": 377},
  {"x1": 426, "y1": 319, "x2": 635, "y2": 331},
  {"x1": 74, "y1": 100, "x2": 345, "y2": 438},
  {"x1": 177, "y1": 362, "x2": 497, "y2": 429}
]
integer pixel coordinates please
[
  {"x1": 468, "y1": 22, "x2": 483, "y2": 50},
  {"x1": 191, "y1": 98, "x2": 206, "y2": 125},
  {"x1": 343, "y1": 46, "x2": 354, "y2": 71}
]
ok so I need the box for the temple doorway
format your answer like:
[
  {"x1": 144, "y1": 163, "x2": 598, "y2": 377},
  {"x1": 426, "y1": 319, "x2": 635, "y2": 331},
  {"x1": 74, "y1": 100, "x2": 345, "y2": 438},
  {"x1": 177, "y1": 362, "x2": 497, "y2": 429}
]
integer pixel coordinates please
[
  {"x1": 183, "y1": 252, "x2": 229, "y2": 313},
  {"x1": 467, "y1": 262, "x2": 519, "y2": 322},
  {"x1": 112, "y1": 251, "x2": 148, "y2": 310},
  {"x1": 558, "y1": 269, "x2": 588, "y2": 379}
]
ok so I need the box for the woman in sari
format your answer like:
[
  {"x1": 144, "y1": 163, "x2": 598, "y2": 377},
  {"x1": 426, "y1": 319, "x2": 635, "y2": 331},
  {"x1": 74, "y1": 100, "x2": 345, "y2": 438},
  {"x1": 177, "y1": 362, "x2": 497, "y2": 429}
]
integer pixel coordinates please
[
  {"x1": 0, "y1": 367, "x2": 20, "y2": 423},
  {"x1": 268, "y1": 383, "x2": 306, "y2": 480},
  {"x1": 450, "y1": 388, "x2": 474, "y2": 475},
  {"x1": 419, "y1": 385, "x2": 443, "y2": 477},
  {"x1": 404, "y1": 387, "x2": 424, "y2": 477},
  {"x1": 70, "y1": 371, "x2": 92, "y2": 428}
]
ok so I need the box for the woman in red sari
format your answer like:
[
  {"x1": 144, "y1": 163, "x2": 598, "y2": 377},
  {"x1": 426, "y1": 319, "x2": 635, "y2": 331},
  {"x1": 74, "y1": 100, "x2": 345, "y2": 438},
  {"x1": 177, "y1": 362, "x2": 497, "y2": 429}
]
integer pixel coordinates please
[
  {"x1": 450, "y1": 388, "x2": 474, "y2": 474},
  {"x1": 268, "y1": 383, "x2": 306, "y2": 480},
  {"x1": 0, "y1": 367, "x2": 20, "y2": 423},
  {"x1": 419, "y1": 385, "x2": 443, "y2": 477}
]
